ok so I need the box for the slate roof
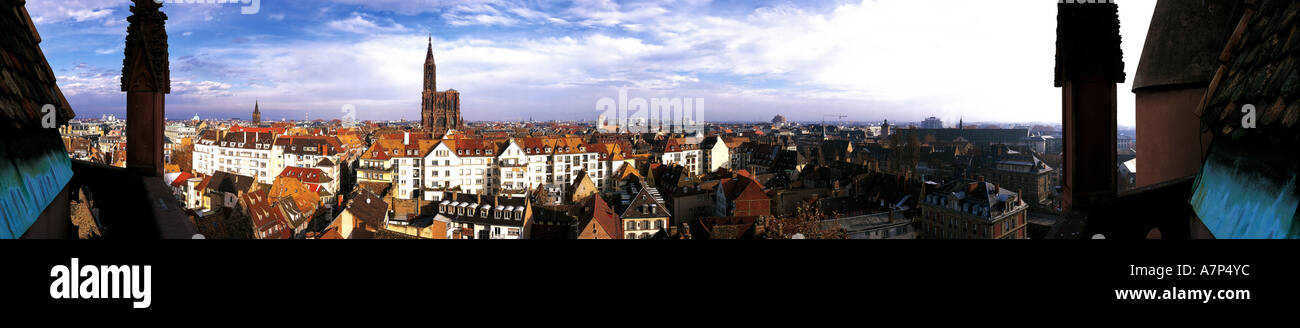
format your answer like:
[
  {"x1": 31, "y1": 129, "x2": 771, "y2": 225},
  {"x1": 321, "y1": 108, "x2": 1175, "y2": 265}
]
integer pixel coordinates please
[
  {"x1": 0, "y1": 0, "x2": 77, "y2": 238},
  {"x1": 346, "y1": 188, "x2": 388, "y2": 228},
  {"x1": 926, "y1": 179, "x2": 1024, "y2": 221},
  {"x1": 199, "y1": 171, "x2": 257, "y2": 194},
  {"x1": 274, "y1": 135, "x2": 341, "y2": 156},
  {"x1": 518, "y1": 137, "x2": 591, "y2": 155},
  {"x1": 621, "y1": 187, "x2": 670, "y2": 219},
  {"x1": 218, "y1": 131, "x2": 274, "y2": 150},
  {"x1": 439, "y1": 193, "x2": 528, "y2": 227},
  {"x1": 1, "y1": 1, "x2": 75, "y2": 132},
  {"x1": 1199, "y1": 0, "x2": 1300, "y2": 143}
]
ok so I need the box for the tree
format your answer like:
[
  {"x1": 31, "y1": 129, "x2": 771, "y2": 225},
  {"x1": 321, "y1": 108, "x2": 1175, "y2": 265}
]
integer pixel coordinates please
[
  {"x1": 763, "y1": 199, "x2": 846, "y2": 239},
  {"x1": 171, "y1": 142, "x2": 194, "y2": 174}
]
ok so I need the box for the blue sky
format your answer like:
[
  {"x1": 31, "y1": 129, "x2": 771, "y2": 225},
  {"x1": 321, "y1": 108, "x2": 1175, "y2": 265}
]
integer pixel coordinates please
[{"x1": 28, "y1": 0, "x2": 1155, "y2": 126}]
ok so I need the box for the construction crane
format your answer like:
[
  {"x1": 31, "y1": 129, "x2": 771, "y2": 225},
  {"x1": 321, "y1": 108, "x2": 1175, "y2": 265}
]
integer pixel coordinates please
[{"x1": 822, "y1": 114, "x2": 848, "y2": 137}]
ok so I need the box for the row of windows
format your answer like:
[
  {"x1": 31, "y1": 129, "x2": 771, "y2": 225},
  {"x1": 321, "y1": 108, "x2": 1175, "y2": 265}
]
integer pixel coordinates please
[
  {"x1": 625, "y1": 233, "x2": 654, "y2": 239},
  {"x1": 439, "y1": 204, "x2": 525, "y2": 220},
  {"x1": 625, "y1": 219, "x2": 665, "y2": 231}
]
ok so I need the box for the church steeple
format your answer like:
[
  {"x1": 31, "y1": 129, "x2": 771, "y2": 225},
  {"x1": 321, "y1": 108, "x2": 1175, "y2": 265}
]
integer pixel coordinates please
[
  {"x1": 424, "y1": 35, "x2": 436, "y2": 92},
  {"x1": 252, "y1": 100, "x2": 261, "y2": 125}
]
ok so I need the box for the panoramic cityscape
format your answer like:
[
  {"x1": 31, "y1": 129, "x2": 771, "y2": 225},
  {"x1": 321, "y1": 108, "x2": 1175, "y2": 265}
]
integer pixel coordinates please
[
  {"x1": 50, "y1": 28, "x2": 1089, "y2": 240},
  {"x1": 7, "y1": 0, "x2": 1300, "y2": 314},
  {"x1": 2, "y1": 0, "x2": 1295, "y2": 242}
]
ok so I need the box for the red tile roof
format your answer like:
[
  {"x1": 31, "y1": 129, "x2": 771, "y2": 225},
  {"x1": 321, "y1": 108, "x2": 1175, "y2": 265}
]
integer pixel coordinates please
[
  {"x1": 279, "y1": 166, "x2": 332, "y2": 184},
  {"x1": 229, "y1": 125, "x2": 287, "y2": 135},
  {"x1": 240, "y1": 189, "x2": 291, "y2": 239},
  {"x1": 170, "y1": 172, "x2": 193, "y2": 187}
]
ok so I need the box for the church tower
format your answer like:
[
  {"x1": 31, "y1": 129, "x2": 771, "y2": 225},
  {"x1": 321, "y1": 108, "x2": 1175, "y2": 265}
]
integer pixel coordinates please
[
  {"x1": 424, "y1": 36, "x2": 436, "y2": 95},
  {"x1": 252, "y1": 100, "x2": 261, "y2": 125},
  {"x1": 421, "y1": 36, "x2": 462, "y2": 134}
]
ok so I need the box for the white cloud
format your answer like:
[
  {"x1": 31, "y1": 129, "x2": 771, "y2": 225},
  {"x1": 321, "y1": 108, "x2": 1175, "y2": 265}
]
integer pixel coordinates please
[
  {"x1": 56, "y1": 69, "x2": 120, "y2": 98},
  {"x1": 327, "y1": 13, "x2": 411, "y2": 33},
  {"x1": 25, "y1": 0, "x2": 128, "y2": 24},
  {"x1": 94, "y1": 46, "x2": 122, "y2": 55},
  {"x1": 171, "y1": 79, "x2": 235, "y2": 97}
]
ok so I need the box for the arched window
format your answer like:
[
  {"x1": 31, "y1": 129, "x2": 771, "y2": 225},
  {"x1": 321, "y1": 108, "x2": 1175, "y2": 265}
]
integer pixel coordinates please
[
  {"x1": 640, "y1": 233, "x2": 650, "y2": 239},
  {"x1": 627, "y1": 233, "x2": 636, "y2": 239}
]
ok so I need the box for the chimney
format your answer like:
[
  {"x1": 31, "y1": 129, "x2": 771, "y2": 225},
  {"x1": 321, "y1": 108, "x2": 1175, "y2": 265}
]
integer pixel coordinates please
[
  {"x1": 1055, "y1": 1, "x2": 1123, "y2": 212},
  {"x1": 122, "y1": 0, "x2": 170, "y2": 177},
  {"x1": 404, "y1": 132, "x2": 410, "y2": 145}
]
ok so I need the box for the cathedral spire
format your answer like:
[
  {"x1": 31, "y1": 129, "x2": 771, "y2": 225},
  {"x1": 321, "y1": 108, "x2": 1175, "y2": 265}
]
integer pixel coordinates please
[
  {"x1": 425, "y1": 35, "x2": 435, "y2": 66},
  {"x1": 424, "y1": 34, "x2": 436, "y2": 92}
]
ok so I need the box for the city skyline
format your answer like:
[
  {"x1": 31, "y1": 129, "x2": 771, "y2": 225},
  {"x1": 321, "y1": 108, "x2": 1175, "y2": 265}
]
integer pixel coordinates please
[{"x1": 31, "y1": 0, "x2": 1153, "y2": 126}]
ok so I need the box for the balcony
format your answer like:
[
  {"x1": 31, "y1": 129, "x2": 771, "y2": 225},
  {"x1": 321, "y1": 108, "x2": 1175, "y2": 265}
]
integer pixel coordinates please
[
  {"x1": 357, "y1": 165, "x2": 394, "y2": 173},
  {"x1": 61, "y1": 160, "x2": 196, "y2": 239}
]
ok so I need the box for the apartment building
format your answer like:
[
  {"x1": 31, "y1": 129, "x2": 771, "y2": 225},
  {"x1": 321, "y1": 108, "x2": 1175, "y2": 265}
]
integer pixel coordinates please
[
  {"x1": 653, "y1": 138, "x2": 702, "y2": 177},
  {"x1": 193, "y1": 128, "x2": 347, "y2": 185},
  {"x1": 411, "y1": 137, "x2": 606, "y2": 201},
  {"x1": 207, "y1": 131, "x2": 276, "y2": 184},
  {"x1": 272, "y1": 136, "x2": 343, "y2": 182},
  {"x1": 918, "y1": 178, "x2": 1029, "y2": 239}
]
